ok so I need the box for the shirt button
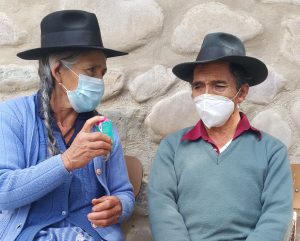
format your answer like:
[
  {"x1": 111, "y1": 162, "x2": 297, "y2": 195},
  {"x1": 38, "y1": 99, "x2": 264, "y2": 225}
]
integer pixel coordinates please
[
  {"x1": 62, "y1": 211, "x2": 67, "y2": 216},
  {"x1": 96, "y1": 168, "x2": 102, "y2": 175}
]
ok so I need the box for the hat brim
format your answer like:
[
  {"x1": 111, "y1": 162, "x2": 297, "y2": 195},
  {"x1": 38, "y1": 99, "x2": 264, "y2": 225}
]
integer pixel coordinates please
[
  {"x1": 17, "y1": 46, "x2": 128, "y2": 60},
  {"x1": 172, "y1": 55, "x2": 268, "y2": 86}
]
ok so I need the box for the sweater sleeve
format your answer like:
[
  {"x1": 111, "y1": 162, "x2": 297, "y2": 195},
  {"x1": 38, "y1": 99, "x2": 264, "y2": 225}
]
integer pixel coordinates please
[
  {"x1": 106, "y1": 127, "x2": 135, "y2": 223},
  {"x1": 148, "y1": 138, "x2": 191, "y2": 241},
  {"x1": 0, "y1": 111, "x2": 70, "y2": 210},
  {"x1": 245, "y1": 141, "x2": 293, "y2": 241}
]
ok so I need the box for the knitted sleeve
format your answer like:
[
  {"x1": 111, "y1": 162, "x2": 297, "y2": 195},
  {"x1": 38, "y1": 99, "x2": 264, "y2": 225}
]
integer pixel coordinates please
[
  {"x1": 148, "y1": 137, "x2": 191, "y2": 241},
  {"x1": 245, "y1": 138, "x2": 293, "y2": 241},
  {"x1": 106, "y1": 126, "x2": 135, "y2": 223},
  {"x1": 0, "y1": 107, "x2": 70, "y2": 210}
]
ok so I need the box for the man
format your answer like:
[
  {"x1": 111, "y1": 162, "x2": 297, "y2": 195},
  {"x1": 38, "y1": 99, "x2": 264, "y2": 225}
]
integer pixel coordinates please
[{"x1": 148, "y1": 32, "x2": 292, "y2": 241}]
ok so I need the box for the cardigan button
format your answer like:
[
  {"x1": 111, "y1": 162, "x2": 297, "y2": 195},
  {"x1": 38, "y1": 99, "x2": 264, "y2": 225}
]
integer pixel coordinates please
[
  {"x1": 16, "y1": 223, "x2": 23, "y2": 230},
  {"x1": 62, "y1": 211, "x2": 67, "y2": 216},
  {"x1": 96, "y1": 168, "x2": 102, "y2": 175}
]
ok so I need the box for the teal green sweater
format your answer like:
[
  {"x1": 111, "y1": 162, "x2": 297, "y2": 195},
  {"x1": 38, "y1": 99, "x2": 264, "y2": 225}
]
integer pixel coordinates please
[{"x1": 148, "y1": 128, "x2": 292, "y2": 241}]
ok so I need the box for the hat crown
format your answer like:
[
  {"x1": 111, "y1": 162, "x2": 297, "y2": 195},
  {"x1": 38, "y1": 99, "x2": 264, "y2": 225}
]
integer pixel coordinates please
[
  {"x1": 41, "y1": 10, "x2": 100, "y2": 34},
  {"x1": 17, "y1": 9, "x2": 129, "y2": 60},
  {"x1": 40, "y1": 10, "x2": 102, "y2": 48},
  {"x1": 196, "y1": 32, "x2": 245, "y2": 62}
]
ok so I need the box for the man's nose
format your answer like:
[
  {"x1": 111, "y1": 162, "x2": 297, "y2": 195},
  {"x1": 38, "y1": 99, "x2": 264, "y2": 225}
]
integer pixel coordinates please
[{"x1": 204, "y1": 86, "x2": 214, "y2": 94}]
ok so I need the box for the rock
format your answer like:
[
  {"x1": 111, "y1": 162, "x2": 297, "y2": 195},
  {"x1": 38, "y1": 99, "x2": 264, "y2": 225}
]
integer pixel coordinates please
[
  {"x1": 261, "y1": 0, "x2": 300, "y2": 4},
  {"x1": 171, "y1": 2, "x2": 263, "y2": 54},
  {"x1": 0, "y1": 64, "x2": 39, "y2": 92},
  {"x1": 0, "y1": 12, "x2": 26, "y2": 45},
  {"x1": 99, "y1": 106, "x2": 146, "y2": 142},
  {"x1": 60, "y1": 0, "x2": 164, "y2": 52},
  {"x1": 102, "y1": 69, "x2": 125, "y2": 102},
  {"x1": 291, "y1": 100, "x2": 300, "y2": 128},
  {"x1": 251, "y1": 109, "x2": 292, "y2": 148},
  {"x1": 281, "y1": 16, "x2": 300, "y2": 65},
  {"x1": 122, "y1": 208, "x2": 152, "y2": 241},
  {"x1": 145, "y1": 91, "x2": 199, "y2": 139},
  {"x1": 247, "y1": 66, "x2": 286, "y2": 104},
  {"x1": 129, "y1": 65, "x2": 177, "y2": 103}
]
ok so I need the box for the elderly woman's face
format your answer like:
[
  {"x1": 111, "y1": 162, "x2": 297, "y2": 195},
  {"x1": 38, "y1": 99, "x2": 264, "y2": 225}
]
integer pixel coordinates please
[{"x1": 60, "y1": 50, "x2": 107, "y2": 91}]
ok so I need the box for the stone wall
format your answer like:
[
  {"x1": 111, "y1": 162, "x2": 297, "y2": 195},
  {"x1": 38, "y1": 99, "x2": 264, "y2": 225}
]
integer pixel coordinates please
[{"x1": 0, "y1": 0, "x2": 300, "y2": 240}]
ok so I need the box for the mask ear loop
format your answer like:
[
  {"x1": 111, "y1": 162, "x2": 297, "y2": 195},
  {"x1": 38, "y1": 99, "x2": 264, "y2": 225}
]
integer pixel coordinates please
[
  {"x1": 58, "y1": 82, "x2": 68, "y2": 92},
  {"x1": 231, "y1": 88, "x2": 241, "y2": 101},
  {"x1": 59, "y1": 61, "x2": 80, "y2": 93},
  {"x1": 61, "y1": 61, "x2": 80, "y2": 78},
  {"x1": 232, "y1": 88, "x2": 242, "y2": 109}
]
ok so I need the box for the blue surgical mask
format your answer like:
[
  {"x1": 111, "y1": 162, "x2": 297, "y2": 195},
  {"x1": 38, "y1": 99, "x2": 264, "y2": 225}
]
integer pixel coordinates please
[{"x1": 60, "y1": 65, "x2": 104, "y2": 113}]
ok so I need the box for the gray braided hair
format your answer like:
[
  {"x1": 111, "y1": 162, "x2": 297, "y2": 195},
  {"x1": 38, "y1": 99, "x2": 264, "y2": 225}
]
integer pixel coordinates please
[{"x1": 38, "y1": 51, "x2": 84, "y2": 157}]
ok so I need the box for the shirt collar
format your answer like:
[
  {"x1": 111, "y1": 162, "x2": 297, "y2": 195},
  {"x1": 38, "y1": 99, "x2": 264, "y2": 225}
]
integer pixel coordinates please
[{"x1": 181, "y1": 112, "x2": 261, "y2": 142}]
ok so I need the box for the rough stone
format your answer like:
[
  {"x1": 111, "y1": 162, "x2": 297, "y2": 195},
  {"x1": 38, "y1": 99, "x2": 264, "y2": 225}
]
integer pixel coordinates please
[
  {"x1": 0, "y1": 12, "x2": 26, "y2": 45},
  {"x1": 251, "y1": 109, "x2": 292, "y2": 148},
  {"x1": 100, "y1": 106, "x2": 146, "y2": 142},
  {"x1": 129, "y1": 65, "x2": 177, "y2": 103},
  {"x1": 261, "y1": 0, "x2": 300, "y2": 4},
  {"x1": 291, "y1": 100, "x2": 300, "y2": 128},
  {"x1": 0, "y1": 64, "x2": 39, "y2": 92},
  {"x1": 247, "y1": 66, "x2": 286, "y2": 105},
  {"x1": 122, "y1": 209, "x2": 152, "y2": 241},
  {"x1": 145, "y1": 91, "x2": 199, "y2": 139},
  {"x1": 281, "y1": 16, "x2": 300, "y2": 65},
  {"x1": 102, "y1": 69, "x2": 125, "y2": 102},
  {"x1": 60, "y1": 0, "x2": 164, "y2": 52},
  {"x1": 171, "y1": 2, "x2": 263, "y2": 54}
]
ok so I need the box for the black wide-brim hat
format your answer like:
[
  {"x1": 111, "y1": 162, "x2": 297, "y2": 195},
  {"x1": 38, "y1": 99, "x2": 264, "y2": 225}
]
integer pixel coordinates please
[
  {"x1": 172, "y1": 32, "x2": 268, "y2": 86},
  {"x1": 17, "y1": 10, "x2": 127, "y2": 60}
]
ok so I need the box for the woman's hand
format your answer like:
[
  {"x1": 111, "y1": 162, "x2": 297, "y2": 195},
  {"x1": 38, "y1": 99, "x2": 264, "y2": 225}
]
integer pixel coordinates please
[
  {"x1": 61, "y1": 115, "x2": 112, "y2": 171},
  {"x1": 87, "y1": 196, "x2": 122, "y2": 227}
]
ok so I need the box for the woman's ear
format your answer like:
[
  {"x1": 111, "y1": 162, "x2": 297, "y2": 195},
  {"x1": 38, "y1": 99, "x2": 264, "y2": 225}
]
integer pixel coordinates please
[
  {"x1": 237, "y1": 83, "x2": 249, "y2": 103},
  {"x1": 50, "y1": 62, "x2": 62, "y2": 84}
]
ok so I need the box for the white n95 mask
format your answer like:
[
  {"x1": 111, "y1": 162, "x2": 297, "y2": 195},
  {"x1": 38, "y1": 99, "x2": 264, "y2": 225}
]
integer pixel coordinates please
[{"x1": 193, "y1": 94, "x2": 235, "y2": 129}]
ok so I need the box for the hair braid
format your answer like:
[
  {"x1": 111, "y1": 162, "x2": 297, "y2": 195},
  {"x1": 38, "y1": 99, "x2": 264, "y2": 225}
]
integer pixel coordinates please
[{"x1": 38, "y1": 57, "x2": 60, "y2": 156}]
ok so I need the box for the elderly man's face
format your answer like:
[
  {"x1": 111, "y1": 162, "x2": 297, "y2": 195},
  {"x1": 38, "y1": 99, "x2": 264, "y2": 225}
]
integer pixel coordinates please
[{"x1": 191, "y1": 62, "x2": 248, "y2": 105}]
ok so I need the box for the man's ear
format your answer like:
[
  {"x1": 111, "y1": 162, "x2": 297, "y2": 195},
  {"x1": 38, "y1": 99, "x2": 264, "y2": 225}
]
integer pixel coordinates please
[
  {"x1": 51, "y1": 62, "x2": 62, "y2": 84},
  {"x1": 237, "y1": 83, "x2": 249, "y2": 103}
]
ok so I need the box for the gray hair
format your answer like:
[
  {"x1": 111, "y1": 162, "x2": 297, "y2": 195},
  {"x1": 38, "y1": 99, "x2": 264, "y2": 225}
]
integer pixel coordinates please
[{"x1": 38, "y1": 51, "x2": 83, "y2": 157}]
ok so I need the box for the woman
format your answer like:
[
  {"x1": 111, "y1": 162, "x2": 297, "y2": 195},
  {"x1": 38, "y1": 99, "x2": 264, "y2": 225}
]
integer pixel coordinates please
[{"x1": 0, "y1": 10, "x2": 134, "y2": 241}]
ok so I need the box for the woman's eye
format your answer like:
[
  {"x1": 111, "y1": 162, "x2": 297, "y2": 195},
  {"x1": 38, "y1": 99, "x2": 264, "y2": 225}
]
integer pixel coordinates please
[{"x1": 88, "y1": 67, "x2": 97, "y2": 73}]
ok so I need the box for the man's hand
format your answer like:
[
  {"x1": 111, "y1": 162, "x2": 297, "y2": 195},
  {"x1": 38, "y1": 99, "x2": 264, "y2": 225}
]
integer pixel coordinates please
[
  {"x1": 61, "y1": 116, "x2": 112, "y2": 171},
  {"x1": 87, "y1": 196, "x2": 122, "y2": 228}
]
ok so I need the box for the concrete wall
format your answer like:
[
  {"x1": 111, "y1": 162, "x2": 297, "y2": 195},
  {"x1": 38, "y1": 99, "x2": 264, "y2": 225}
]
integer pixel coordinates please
[{"x1": 0, "y1": 0, "x2": 300, "y2": 240}]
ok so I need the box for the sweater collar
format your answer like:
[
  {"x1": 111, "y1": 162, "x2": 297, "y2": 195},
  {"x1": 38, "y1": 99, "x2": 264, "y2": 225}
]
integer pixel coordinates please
[{"x1": 181, "y1": 112, "x2": 261, "y2": 142}]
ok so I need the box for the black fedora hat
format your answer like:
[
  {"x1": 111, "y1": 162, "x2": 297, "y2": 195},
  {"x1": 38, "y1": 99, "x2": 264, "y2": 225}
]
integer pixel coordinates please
[
  {"x1": 17, "y1": 10, "x2": 127, "y2": 60},
  {"x1": 172, "y1": 32, "x2": 268, "y2": 86}
]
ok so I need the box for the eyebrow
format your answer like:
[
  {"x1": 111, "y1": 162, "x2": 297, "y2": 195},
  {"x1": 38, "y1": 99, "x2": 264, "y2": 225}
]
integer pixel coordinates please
[{"x1": 191, "y1": 80, "x2": 228, "y2": 87}]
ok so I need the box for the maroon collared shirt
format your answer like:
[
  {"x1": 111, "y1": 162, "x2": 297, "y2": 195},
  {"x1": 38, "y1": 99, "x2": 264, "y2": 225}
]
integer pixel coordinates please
[{"x1": 181, "y1": 112, "x2": 261, "y2": 154}]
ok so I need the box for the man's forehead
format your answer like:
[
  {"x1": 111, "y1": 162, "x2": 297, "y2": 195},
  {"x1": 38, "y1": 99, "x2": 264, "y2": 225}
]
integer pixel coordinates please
[{"x1": 193, "y1": 61, "x2": 230, "y2": 73}]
